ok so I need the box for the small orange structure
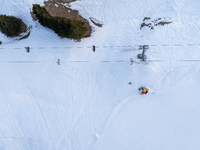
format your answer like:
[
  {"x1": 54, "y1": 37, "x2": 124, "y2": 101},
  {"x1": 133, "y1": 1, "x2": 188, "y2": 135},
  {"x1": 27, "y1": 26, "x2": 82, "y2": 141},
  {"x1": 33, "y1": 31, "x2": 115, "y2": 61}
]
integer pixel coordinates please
[{"x1": 139, "y1": 87, "x2": 149, "y2": 95}]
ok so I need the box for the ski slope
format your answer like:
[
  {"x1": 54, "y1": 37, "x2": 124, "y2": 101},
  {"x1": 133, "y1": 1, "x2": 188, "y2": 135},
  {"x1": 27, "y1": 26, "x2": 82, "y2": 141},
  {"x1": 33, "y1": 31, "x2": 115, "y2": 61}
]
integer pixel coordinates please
[{"x1": 0, "y1": 0, "x2": 200, "y2": 149}]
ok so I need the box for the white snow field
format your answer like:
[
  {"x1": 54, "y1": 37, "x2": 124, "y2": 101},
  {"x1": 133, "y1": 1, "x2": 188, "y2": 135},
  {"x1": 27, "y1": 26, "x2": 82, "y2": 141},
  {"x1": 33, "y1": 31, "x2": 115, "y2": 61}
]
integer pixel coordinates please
[{"x1": 1, "y1": 0, "x2": 200, "y2": 149}]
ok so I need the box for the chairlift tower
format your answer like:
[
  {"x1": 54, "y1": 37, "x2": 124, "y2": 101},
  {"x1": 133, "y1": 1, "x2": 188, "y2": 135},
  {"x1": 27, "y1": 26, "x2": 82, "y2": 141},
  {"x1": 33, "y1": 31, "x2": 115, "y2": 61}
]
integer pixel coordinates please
[{"x1": 137, "y1": 45, "x2": 149, "y2": 61}]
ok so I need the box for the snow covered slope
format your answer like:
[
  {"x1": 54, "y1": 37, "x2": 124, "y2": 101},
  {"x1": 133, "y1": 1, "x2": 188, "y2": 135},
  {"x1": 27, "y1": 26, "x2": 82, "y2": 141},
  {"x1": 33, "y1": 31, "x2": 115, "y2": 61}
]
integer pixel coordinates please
[{"x1": 0, "y1": 0, "x2": 200, "y2": 149}]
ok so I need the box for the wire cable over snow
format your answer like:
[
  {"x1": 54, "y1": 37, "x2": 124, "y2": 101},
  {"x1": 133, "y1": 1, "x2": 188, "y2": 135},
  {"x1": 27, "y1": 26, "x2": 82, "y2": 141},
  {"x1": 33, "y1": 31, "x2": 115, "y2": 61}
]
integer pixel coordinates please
[
  {"x1": 0, "y1": 43, "x2": 200, "y2": 50},
  {"x1": 1, "y1": 60, "x2": 200, "y2": 64}
]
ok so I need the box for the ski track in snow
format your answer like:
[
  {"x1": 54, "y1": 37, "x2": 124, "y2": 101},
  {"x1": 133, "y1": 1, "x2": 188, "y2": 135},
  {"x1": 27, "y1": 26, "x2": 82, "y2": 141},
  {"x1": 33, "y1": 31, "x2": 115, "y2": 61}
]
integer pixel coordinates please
[{"x1": 0, "y1": 90, "x2": 27, "y2": 150}]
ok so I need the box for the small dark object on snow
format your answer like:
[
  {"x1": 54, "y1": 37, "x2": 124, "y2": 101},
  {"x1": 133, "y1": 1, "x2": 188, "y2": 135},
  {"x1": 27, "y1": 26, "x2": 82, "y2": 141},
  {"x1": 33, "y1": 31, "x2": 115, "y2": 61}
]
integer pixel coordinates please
[
  {"x1": 130, "y1": 58, "x2": 133, "y2": 65},
  {"x1": 93, "y1": 45, "x2": 95, "y2": 52},
  {"x1": 129, "y1": 82, "x2": 132, "y2": 85},
  {"x1": 25, "y1": 47, "x2": 30, "y2": 53},
  {"x1": 57, "y1": 59, "x2": 60, "y2": 65},
  {"x1": 138, "y1": 87, "x2": 149, "y2": 95},
  {"x1": 137, "y1": 54, "x2": 143, "y2": 59}
]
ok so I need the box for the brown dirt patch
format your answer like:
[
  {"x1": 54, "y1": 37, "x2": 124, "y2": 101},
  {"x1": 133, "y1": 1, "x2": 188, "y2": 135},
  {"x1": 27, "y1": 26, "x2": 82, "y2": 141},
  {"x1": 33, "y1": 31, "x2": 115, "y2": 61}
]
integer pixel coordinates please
[
  {"x1": 90, "y1": 18, "x2": 102, "y2": 27},
  {"x1": 140, "y1": 17, "x2": 172, "y2": 30},
  {"x1": 19, "y1": 31, "x2": 30, "y2": 41},
  {"x1": 47, "y1": 0, "x2": 76, "y2": 3},
  {"x1": 143, "y1": 17, "x2": 151, "y2": 21},
  {"x1": 44, "y1": 0, "x2": 92, "y2": 38},
  {"x1": 156, "y1": 21, "x2": 172, "y2": 26},
  {"x1": 16, "y1": 20, "x2": 29, "y2": 39},
  {"x1": 140, "y1": 23, "x2": 152, "y2": 29},
  {"x1": 18, "y1": 25, "x2": 32, "y2": 41},
  {"x1": 19, "y1": 21, "x2": 27, "y2": 33},
  {"x1": 30, "y1": 11, "x2": 38, "y2": 21}
]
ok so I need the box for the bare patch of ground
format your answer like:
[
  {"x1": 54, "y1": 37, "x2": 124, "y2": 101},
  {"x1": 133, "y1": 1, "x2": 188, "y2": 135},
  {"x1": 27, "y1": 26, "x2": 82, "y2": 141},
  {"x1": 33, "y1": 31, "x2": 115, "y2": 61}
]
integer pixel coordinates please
[
  {"x1": 90, "y1": 18, "x2": 103, "y2": 27},
  {"x1": 47, "y1": 0, "x2": 76, "y2": 3},
  {"x1": 10, "y1": 20, "x2": 30, "y2": 40},
  {"x1": 143, "y1": 17, "x2": 151, "y2": 21},
  {"x1": 30, "y1": 11, "x2": 38, "y2": 21},
  {"x1": 44, "y1": 0, "x2": 92, "y2": 38},
  {"x1": 140, "y1": 17, "x2": 172, "y2": 30},
  {"x1": 19, "y1": 21, "x2": 27, "y2": 34},
  {"x1": 17, "y1": 26, "x2": 32, "y2": 41},
  {"x1": 18, "y1": 31, "x2": 30, "y2": 41}
]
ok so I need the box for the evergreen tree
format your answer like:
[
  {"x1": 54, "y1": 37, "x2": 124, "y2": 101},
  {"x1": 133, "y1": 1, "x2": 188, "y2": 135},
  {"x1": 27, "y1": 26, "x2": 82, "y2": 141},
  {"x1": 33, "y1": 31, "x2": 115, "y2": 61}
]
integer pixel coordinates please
[
  {"x1": 33, "y1": 4, "x2": 87, "y2": 41},
  {"x1": 0, "y1": 15, "x2": 25, "y2": 37}
]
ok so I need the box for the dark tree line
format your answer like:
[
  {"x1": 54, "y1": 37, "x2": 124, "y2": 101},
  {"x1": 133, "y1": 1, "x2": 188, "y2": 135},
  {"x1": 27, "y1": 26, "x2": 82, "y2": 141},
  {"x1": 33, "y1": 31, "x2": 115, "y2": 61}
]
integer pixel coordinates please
[
  {"x1": 33, "y1": 4, "x2": 87, "y2": 41},
  {"x1": 0, "y1": 15, "x2": 24, "y2": 37}
]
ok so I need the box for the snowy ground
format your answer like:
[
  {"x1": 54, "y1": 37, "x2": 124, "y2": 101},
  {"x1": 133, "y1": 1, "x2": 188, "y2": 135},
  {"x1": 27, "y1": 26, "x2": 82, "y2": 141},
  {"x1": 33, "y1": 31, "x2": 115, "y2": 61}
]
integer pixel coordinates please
[{"x1": 0, "y1": 0, "x2": 200, "y2": 149}]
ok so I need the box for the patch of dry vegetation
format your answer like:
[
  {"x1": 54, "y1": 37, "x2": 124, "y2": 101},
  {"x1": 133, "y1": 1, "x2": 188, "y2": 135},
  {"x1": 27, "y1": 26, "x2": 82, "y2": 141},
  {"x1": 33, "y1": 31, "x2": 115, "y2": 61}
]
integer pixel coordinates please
[{"x1": 140, "y1": 17, "x2": 172, "y2": 30}]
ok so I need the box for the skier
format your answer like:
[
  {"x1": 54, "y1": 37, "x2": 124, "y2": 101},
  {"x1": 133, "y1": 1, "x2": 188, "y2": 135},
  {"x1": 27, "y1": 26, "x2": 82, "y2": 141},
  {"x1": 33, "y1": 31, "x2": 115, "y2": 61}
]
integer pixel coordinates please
[{"x1": 138, "y1": 87, "x2": 149, "y2": 95}]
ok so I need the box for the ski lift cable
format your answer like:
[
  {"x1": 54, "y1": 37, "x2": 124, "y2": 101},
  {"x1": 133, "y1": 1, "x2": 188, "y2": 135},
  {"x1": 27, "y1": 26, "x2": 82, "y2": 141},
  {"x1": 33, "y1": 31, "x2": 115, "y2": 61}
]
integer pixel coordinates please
[
  {"x1": 0, "y1": 43, "x2": 200, "y2": 50},
  {"x1": 1, "y1": 59, "x2": 200, "y2": 64}
]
